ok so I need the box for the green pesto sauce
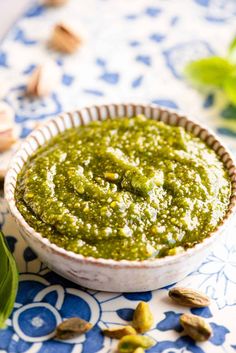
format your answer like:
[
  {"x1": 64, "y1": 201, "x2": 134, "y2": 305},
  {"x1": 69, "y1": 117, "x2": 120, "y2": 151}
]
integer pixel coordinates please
[{"x1": 15, "y1": 115, "x2": 231, "y2": 260}]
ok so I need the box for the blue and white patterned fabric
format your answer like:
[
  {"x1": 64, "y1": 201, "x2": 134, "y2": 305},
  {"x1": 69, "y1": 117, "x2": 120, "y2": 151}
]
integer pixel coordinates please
[{"x1": 0, "y1": 0, "x2": 236, "y2": 352}]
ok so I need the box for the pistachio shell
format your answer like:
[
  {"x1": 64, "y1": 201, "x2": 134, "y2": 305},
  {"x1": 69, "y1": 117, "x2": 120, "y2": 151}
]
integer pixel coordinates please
[
  {"x1": 50, "y1": 23, "x2": 82, "y2": 53},
  {"x1": 180, "y1": 313, "x2": 212, "y2": 341},
  {"x1": 133, "y1": 301, "x2": 154, "y2": 333},
  {"x1": 26, "y1": 63, "x2": 59, "y2": 97}
]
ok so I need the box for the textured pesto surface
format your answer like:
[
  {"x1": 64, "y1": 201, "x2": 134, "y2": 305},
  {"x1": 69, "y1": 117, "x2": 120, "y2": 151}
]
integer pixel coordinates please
[{"x1": 15, "y1": 116, "x2": 231, "y2": 260}]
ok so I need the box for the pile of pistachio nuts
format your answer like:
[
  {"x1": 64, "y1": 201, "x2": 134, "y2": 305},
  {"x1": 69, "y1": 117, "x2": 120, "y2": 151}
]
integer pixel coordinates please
[{"x1": 54, "y1": 286, "x2": 212, "y2": 352}]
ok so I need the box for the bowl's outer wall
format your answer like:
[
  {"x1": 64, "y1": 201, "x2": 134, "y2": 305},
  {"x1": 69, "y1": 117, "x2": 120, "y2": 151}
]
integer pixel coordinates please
[
  {"x1": 5, "y1": 104, "x2": 236, "y2": 292},
  {"x1": 19, "y1": 224, "x2": 221, "y2": 292}
]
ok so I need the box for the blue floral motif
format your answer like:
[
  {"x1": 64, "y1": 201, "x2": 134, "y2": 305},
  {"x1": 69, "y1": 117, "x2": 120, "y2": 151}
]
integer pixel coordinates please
[
  {"x1": 217, "y1": 127, "x2": 236, "y2": 137},
  {"x1": 203, "y1": 93, "x2": 215, "y2": 108},
  {"x1": 131, "y1": 75, "x2": 143, "y2": 88},
  {"x1": 20, "y1": 126, "x2": 34, "y2": 138},
  {"x1": 84, "y1": 89, "x2": 104, "y2": 96},
  {"x1": 0, "y1": 274, "x2": 103, "y2": 353},
  {"x1": 209, "y1": 323, "x2": 229, "y2": 345},
  {"x1": 23, "y1": 247, "x2": 37, "y2": 262},
  {"x1": 96, "y1": 58, "x2": 107, "y2": 67},
  {"x1": 22, "y1": 64, "x2": 37, "y2": 75},
  {"x1": 170, "y1": 16, "x2": 179, "y2": 26},
  {"x1": 13, "y1": 28, "x2": 38, "y2": 45},
  {"x1": 61, "y1": 74, "x2": 74, "y2": 86},
  {"x1": 125, "y1": 14, "x2": 138, "y2": 21},
  {"x1": 152, "y1": 99, "x2": 179, "y2": 109},
  {"x1": 100, "y1": 72, "x2": 119, "y2": 85},
  {"x1": 190, "y1": 307, "x2": 212, "y2": 318},
  {"x1": 0, "y1": 51, "x2": 8, "y2": 67},
  {"x1": 148, "y1": 336, "x2": 205, "y2": 353},
  {"x1": 136, "y1": 55, "x2": 151, "y2": 66},
  {"x1": 197, "y1": 244, "x2": 236, "y2": 308},
  {"x1": 149, "y1": 33, "x2": 166, "y2": 43},
  {"x1": 56, "y1": 58, "x2": 64, "y2": 67},
  {"x1": 129, "y1": 40, "x2": 141, "y2": 47},
  {"x1": 180, "y1": 242, "x2": 236, "y2": 309},
  {"x1": 4, "y1": 86, "x2": 62, "y2": 135},
  {"x1": 123, "y1": 292, "x2": 152, "y2": 302},
  {"x1": 24, "y1": 4, "x2": 45, "y2": 18},
  {"x1": 221, "y1": 104, "x2": 236, "y2": 120},
  {"x1": 194, "y1": 0, "x2": 236, "y2": 22},
  {"x1": 6, "y1": 236, "x2": 17, "y2": 253},
  {"x1": 145, "y1": 7, "x2": 162, "y2": 18},
  {"x1": 156, "y1": 311, "x2": 183, "y2": 332},
  {"x1": 116, "y1": 308, "x2": 134, "y2": 321}
]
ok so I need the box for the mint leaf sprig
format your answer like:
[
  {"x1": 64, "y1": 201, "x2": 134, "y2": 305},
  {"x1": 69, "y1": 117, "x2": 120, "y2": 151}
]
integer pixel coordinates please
[
  {"x1": 184, "y1": 37, "x2": 236, "y2": 105},
  {"x1": 0, "y1": 230, "x2": 18, "y2": 328}
]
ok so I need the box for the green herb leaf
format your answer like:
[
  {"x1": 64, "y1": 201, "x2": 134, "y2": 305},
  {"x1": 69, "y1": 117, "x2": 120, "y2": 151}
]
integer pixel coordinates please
[
  {"x1": 184, "y1": 57, "x2": 233, "y2": 87},
  {"x1": 224, "y1": 75, "x2": 236, "y2": 105},
  {"x1": 228, "y1": 37, "x2": 236, "y2": 64},
  {"x1": 0, "y1": 231, "x2": 18, "y2": 328}
]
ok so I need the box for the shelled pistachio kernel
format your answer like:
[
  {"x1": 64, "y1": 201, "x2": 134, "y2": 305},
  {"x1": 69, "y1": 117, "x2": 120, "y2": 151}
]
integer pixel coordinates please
[
  {"x1": 118, "y1": 335, "x2": 155, "y2": 353},
  {"x1": 133, "y1": 301, "x2": 154, "y2": 333},
  {"x1": 55, "y1": 317, "x2": 92, "y2": 340},
  {"x1": 180, "y1": 313, "x2": 212, "y2": 342},
  {"x1": 103, "y1": 325, "x2": 136, "y2": 339},
  {"x1": 169, "y1": 287, "x2": 210, "y2": 308}
]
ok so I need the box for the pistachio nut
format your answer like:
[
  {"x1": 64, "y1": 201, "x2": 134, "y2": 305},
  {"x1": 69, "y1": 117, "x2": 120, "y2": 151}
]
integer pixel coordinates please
[
  {"x1": 118, "y1": 335, "x2": 155, "y2": 353},
  {"x1": 180, "y1": 313, "x2": 212, "y2": 341},
  {"x1": 133, "y1": 301, "x2": 154, "y2": 333},
  {"x1": 169, "y1": 287, "x2": 210, "y2": 307},
  {"x1": 103, "y1": 325, "x2": 136, "y2": 339},
  {"x1": 55, "y1": 317, "x2": 92, "y2": 340}
]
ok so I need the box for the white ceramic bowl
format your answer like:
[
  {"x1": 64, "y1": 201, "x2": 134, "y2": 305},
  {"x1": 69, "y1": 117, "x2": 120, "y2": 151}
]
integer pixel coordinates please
[{"x1": 5, "y1": 103, "x2": 236, "y2": 292}]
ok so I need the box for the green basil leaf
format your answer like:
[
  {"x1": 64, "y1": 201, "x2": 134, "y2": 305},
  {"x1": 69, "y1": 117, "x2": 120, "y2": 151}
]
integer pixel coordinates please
[
  {"x1": 223, "y1": 75, "x2": 236, "y2": 105},
  {"x1": 184, "y1": 57, "x2": 233, "y2": 87},
  {"x1": 0, "y1": 231, "x2": 18, "y2": 328},
  {"x1": 228, "y1": 37, "x2": 236, "y2": 64}
]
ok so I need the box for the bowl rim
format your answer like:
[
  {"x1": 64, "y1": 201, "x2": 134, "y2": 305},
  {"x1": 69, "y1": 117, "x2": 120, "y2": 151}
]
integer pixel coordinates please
[{"x1": 4, "y1": 103, "x2": 236, "y2": 268}]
